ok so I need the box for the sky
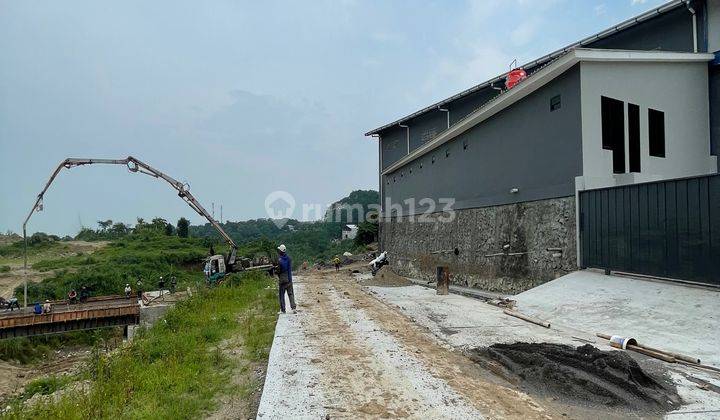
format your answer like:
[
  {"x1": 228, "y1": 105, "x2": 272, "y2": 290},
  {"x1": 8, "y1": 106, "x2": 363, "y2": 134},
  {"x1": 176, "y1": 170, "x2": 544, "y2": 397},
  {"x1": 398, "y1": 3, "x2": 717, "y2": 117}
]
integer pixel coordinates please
[{"x1": 0, "y1": 0, "x2": 666, "y2": 235}]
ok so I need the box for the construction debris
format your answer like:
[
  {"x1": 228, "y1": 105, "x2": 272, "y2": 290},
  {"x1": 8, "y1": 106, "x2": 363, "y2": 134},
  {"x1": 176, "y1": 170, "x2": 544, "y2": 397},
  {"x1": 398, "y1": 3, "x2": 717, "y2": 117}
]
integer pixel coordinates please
[
  {"x1": 503, "y1": 309, "x2": 550, "y2": 328},
  {"x1": 596, "y1": 333, "x2": 704, "y2": 365}
]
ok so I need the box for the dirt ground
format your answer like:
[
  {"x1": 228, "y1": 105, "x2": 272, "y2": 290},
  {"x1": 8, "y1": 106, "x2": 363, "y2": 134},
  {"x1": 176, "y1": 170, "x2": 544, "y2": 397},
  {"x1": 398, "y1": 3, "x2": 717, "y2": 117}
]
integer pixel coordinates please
[
  {"x1": 0, "y1": 346, "x2": 92, "y2": 403},
  {"x1": 258, "y1": 266, "x2": 668, "y2": 419}
]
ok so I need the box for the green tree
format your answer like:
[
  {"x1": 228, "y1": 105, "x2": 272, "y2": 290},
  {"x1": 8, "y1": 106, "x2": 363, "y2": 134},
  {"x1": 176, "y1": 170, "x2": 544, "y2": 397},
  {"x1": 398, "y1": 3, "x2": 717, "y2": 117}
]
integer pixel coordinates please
[
  {"x1": 354, "y1": 221, "x2": 378, "y2": 246},
  {"x1": 164, "y1": 223, "x2": 175, "y2": 236},
  {"x1": 97, "y1": 219, "x2": 113, "y2": 232},
  {"x1": 177, "y1": 217, "x2": 189, "y2": 238},
  {"x1": 110, "y1": 222, "x2": 130, "y2": 237}
]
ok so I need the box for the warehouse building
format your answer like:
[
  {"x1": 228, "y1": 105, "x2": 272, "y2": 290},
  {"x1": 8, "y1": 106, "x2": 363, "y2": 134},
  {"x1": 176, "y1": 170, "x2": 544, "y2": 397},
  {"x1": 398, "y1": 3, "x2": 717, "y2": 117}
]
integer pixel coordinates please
[{"x1": 366, "y1": 0, "x2": 720, "y2": 292}]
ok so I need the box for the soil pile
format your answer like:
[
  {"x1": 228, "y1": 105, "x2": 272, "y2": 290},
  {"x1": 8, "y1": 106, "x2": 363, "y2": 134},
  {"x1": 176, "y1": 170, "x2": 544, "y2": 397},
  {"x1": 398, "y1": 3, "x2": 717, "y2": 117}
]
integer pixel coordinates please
[
  {"x1": 472, "y1": 343, "x2": 680, "y2": 413},
  {"x1": 363, "y1": 266, "x2": 412, "y2": 287}
]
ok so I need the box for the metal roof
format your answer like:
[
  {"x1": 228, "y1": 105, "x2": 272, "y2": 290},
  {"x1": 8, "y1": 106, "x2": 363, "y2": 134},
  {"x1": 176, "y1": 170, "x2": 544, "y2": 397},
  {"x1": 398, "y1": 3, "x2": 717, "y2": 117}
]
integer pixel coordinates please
[{"x1": 365, "y1": 0, "x2": 686, "y2": 136}]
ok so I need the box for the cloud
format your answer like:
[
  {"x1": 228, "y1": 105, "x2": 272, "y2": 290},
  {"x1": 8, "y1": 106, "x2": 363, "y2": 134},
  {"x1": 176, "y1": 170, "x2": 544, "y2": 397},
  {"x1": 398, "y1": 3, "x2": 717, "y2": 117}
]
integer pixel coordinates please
[
  {"x1": 510, "y1": 18, "x2": 540, "y2": 46},
  {"x1": 594, "y1": 4, "x2": 606, "y2": 16},
  {"x1": 631, "y1": 0, "x2": 647, "y2": 4}
]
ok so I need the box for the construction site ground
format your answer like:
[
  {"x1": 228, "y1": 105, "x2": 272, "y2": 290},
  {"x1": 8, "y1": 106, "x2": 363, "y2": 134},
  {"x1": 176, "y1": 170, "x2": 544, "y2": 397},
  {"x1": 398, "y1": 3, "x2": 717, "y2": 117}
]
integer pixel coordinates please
[{"x1": 258, "y1": 265, "x2": 720, "y2": 419}]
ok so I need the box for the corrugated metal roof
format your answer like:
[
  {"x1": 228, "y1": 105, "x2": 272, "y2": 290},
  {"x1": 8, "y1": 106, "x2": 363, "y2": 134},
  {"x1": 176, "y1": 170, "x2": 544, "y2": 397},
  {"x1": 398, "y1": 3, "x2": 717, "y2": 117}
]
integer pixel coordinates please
[{"x1": 365, "y1": 0, "x2": 686, "y2": 136}]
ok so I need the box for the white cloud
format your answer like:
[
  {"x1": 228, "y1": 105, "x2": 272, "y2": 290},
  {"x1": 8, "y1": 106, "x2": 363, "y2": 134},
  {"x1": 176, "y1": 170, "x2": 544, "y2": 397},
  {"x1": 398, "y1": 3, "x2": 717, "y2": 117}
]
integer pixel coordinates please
[
  {"x1": 510, "y1": 18, "x2": 540, "y2": 46},
  {"x1": 631, "y1": 0, "x2": 648, "y2": 5},
  {"x1": 594, "y1": 4, "x2": 606, "y2": 16}
]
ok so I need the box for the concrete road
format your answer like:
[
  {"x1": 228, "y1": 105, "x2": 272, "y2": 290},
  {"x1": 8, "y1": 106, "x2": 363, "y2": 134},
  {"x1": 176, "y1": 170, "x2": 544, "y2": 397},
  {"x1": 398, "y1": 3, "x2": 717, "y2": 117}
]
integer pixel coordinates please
[{"x1": 258, "y1": 269, "x2": 565, "y2": 419}]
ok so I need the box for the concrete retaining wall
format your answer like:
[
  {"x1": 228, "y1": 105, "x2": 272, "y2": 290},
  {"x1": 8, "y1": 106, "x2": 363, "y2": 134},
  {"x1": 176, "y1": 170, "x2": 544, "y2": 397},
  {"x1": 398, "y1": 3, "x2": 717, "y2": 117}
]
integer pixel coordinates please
[{"x1": 380, "y1": 196, "x2": 577, "y2": 294}]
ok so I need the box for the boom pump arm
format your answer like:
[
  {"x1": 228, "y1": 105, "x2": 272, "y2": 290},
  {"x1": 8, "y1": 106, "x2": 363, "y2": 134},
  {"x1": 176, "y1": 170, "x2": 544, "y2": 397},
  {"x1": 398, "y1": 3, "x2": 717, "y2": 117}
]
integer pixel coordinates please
[{"x1": 21, "y1": 156, "x2": 239, "y2": 306}]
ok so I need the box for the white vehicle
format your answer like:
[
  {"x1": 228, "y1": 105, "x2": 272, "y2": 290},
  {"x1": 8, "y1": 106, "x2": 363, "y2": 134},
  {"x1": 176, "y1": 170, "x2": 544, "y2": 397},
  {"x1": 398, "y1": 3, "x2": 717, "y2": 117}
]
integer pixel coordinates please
[{"x1": 369, "y1": 251, "x2": 388, "y2": 276}]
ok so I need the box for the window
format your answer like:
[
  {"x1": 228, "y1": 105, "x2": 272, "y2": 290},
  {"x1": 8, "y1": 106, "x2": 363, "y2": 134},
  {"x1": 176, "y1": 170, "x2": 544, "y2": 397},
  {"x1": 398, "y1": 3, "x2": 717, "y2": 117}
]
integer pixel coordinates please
[
  {"x1": 601, "y1": 96, "x2": 626, "y2": 174},
  {"x1": 419, "y1": 162, "x2": 423, "y2": 169},
  {"x1": 431, "y1": 156, "x2": 436, "y2": 164},
  {"x1": 550, "y1": 95, "x2": 561, "y2": 111},
  {"x1": 445, "y1": 149, "x2": 450, "y2": 158},
  {"x1": 649, "y1": 108, "x2": 665, "y2": 157},
  {"x1": 628, "y1": 103, "x2": 640, "y2": 172},
  {"x1": 463, "y1": 139, "x2": 468, "y2": 150}
]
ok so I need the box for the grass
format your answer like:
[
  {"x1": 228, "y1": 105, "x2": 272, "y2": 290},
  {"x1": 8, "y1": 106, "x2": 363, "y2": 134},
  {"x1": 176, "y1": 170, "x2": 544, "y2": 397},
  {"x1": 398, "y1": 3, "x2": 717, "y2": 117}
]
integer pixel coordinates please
[
  {"x1": 17, "y1": 232, "x2": 214, "y2": 303},
  {"x1": 4, "y1": 271, "x2": 277, "y2": 419},
  {"x1": 16, "y1": 375, "x2": 76, "y2": 403},
  {"x1": 0, "y1": 330, "x2": 118, "y2": 365}
]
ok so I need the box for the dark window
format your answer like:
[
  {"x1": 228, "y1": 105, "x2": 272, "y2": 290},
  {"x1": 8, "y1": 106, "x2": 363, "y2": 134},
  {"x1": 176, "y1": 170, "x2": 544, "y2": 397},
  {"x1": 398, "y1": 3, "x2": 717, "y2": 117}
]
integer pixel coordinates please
[
  {"x1": 445, "y1": 149, "x2": 450, "y2": 158},
  {"x1": 601, "y1": 96, "x2": 625, "y2": 173},
  {"x1": 628, "y1": 103, "x2": 640, "y2": 172},
  {"x1": 431, "y1": 156, "x2": 436, "y2": 164},
  {"x1": 649, "y1": 108, "x2": 665, "y2": 157},
  {"x1": 419, "y1": 162, "x2": 423, "y2": 169},
  {"x1": 463, "y1": 139, "x2": 468, "y2": 150},
  {"x1": 550, "y1": 95, "x2": 561, "y2": 111}
]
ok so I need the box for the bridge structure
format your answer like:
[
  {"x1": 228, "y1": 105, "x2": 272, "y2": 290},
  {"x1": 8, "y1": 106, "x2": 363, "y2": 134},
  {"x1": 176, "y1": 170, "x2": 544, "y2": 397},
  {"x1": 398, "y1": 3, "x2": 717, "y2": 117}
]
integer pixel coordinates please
[{"x1": 0, "y1": 295, "x2": 140, "y2": 339}]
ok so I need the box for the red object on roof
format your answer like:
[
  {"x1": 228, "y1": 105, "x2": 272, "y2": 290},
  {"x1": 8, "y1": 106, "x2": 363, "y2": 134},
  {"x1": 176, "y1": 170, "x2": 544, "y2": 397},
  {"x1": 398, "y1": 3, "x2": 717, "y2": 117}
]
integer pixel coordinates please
[{"x1": 505, "y1": 68, "x2": 527, "y2": 90}]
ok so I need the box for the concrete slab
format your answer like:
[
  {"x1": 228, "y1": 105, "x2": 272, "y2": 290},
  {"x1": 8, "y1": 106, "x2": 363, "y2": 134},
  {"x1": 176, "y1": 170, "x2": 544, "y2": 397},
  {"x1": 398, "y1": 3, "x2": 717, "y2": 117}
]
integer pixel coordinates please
[
  {"x1": 257, "y1": 277, "x2": 327, "y2": 419},
  {"x1": 365, "y1": 270, "x2": 720, "y2": 419},
  {"x1": 515, "y1": 270, "x2": 720, "y2": 367}
]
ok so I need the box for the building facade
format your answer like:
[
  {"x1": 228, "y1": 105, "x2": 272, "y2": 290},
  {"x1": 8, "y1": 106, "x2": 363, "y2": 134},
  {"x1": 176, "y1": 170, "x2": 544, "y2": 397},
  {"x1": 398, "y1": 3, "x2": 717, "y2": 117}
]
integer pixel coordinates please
[{"x1": 366, "y1": 0, "x2": 720, "y2": 293}]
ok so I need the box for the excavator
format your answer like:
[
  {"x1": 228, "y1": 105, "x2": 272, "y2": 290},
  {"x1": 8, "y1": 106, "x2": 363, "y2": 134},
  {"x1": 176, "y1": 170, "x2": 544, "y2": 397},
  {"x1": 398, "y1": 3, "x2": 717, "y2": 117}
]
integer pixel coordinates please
[{"x1": 22, "y1": 156, "x2": 272, "y2": 302}]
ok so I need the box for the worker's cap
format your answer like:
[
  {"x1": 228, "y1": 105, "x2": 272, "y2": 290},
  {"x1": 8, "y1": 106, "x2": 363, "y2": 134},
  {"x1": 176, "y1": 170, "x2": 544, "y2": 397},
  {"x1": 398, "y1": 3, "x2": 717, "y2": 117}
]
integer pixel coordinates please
[
  {"x1": 277, "y1": 244, "x2": 286, "y2": 252},
  {"x1": 45, "y1": 299, "x2": 50, "y2": 302}
]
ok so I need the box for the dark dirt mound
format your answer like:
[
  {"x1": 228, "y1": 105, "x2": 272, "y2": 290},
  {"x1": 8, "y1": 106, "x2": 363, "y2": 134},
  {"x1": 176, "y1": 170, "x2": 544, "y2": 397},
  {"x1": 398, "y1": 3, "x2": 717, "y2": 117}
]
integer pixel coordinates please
[{"x1": 471, "y1": 343, "x2": 680, "y2": 414}]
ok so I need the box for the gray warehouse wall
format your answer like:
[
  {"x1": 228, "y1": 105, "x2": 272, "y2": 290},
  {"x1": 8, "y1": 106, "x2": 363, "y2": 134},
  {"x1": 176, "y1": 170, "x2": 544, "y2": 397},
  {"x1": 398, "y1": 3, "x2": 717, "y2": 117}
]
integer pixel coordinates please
[
  {"x1": 407, "y1": 111, "x2": 446, "y2": 153},
  {"x1": 383, "y1": 65, "x2": 583, "y2": 214},
  {"x1": 380, "y1": 126, "x2": 406, "y2": 170},
  {"x1": 587, "y1": 7, "x2": 694, "y2": 52}
]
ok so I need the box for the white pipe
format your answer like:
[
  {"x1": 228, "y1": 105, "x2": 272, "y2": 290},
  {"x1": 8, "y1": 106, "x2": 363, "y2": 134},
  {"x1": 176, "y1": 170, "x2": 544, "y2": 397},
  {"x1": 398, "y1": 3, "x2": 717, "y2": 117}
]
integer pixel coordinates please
[
  {"x1": 686, "y1": 1, "x2": 698, "y2": 53},
  {"x1": 438, "y1": 107, "x2": 450, "y2": 129},
  {"x1": 399, "y1": 124, "x2": 410, "y2": 154}
]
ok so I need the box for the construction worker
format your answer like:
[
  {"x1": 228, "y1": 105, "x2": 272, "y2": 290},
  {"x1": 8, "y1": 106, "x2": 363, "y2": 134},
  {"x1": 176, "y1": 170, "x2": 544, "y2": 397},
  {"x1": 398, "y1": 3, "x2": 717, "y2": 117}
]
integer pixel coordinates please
[
  {"x1": 7, "y1": 297, "x2": 19, "y2": 311},
  {"x1": 276, "y1": 244, "x2": 296, "y2": 314},
  {"x1": 79, "y1": 286, "x2": 89, "y2": 303},
  {"x1": 124, "y1": 283, "x2": 132, "y2": 298},
  {"x1": 42, "y1": 300, "x2": 52, "y2": 314},
  {"x1": 68, "y1": 289, "x2": 77, "y2": 304},
  {"x1": 170, "y1": 276, "x2": 177, "y2": 294},
  {"x1": 333, "y1": 256, "x2": 341, "y2": 272},
  {"x1": 158, "y1": 276, "x2": 165, "y2": 298},
  {"x1": 136, "y1": 277, "x2": 143, "y2": 302}
]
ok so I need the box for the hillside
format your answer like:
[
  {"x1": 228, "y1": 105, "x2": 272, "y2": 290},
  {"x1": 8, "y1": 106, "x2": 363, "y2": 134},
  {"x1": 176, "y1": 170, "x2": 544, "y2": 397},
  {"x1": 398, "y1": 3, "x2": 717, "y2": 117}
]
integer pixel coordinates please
[{"x1": 324, "y1": 189, "x2": 379, "y2": 224}]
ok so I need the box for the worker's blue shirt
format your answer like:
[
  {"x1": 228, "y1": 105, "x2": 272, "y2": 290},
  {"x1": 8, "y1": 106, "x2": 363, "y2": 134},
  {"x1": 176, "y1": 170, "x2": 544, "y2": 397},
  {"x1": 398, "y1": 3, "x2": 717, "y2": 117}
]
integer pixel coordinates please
[{"x1": 278, "y1": 254, "x2": 292, "y2": 283}]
